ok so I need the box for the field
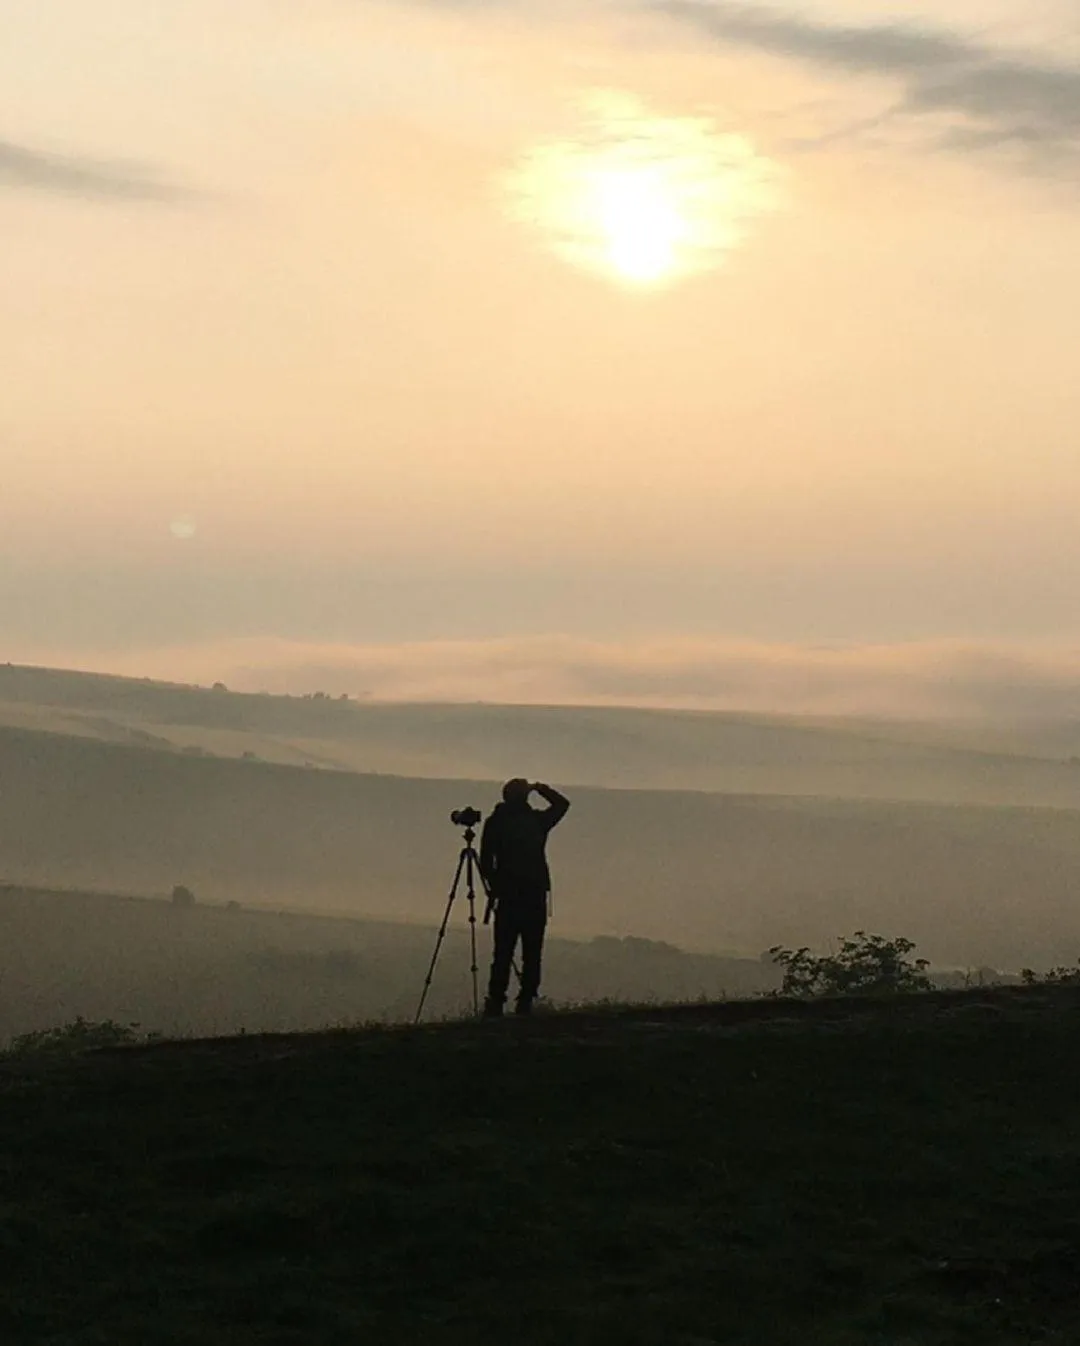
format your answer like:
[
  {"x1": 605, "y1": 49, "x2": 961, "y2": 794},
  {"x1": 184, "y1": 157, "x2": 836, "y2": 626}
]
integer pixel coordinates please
[
  {"x1": 3, "y1": 986, "x2": 1080, "y2": 1344},
  {"x1": 0, "y1": 886, "x2": 775, "y2": 1042}
]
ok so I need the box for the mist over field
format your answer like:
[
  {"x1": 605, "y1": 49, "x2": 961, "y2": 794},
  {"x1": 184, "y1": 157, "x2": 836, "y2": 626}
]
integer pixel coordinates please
[{"x1": 2, "y1": 662, "x2": 1080, "y2": 1040}]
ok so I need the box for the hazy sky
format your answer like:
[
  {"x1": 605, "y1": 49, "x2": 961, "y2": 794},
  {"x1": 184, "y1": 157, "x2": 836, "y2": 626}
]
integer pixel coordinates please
[{"x1": 4, "y1": 0, "x2": 1080, "y2": 709}]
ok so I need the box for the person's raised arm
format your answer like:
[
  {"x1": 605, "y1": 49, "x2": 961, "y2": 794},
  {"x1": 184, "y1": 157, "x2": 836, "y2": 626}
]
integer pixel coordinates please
[{"x1": 531, "y1": 782, "x2": 570, "y2": 830}]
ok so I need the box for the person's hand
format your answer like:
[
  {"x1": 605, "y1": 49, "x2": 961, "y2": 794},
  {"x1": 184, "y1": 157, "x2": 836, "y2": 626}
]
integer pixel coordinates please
[{"x1": 530, "y1": 781, "x2": 545, "y2": 793}]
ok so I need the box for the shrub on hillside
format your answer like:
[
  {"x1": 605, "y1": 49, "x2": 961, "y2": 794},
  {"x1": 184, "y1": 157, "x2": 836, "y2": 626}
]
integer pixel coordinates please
[
  {"x1": 1021, "y1": 962, "x2": 1080, "y2": 986},
  {"x1": 770, "y1": 932, "x2": 932, "y2": 998},
  {"x1": 4, "y1": 1017, "x2": 152, "y2": 1057}
]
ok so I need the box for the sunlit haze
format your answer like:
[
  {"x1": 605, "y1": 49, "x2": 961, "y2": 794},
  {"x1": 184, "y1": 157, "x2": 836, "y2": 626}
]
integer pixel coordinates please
[
  {"x1": 4, "y1": 0, "x2": 1080, "y2": 712},
  {"x1": 502, "y1": 90, "x2": 781, "y2": 286}
]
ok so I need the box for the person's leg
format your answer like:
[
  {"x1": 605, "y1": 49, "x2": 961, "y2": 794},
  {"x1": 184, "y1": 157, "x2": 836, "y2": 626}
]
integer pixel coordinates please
[
  {"x1": 485, "y1": 902, "x2": 518, "y2": 1015},
  {"x1": 516, "y1": 902, "x2": 548, "y2": 1014}
]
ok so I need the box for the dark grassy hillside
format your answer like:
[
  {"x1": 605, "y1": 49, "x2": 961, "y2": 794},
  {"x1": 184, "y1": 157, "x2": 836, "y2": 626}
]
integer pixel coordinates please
[
  {"x1": 0, "y1": 887, "x2": 775, "y2": 1041},
  {"x1": 6, "y1": 662, "x2": 1080, "y2": 807},
  {"x1": 4, "y1": 725, "x2": 1080, "y2": 968},
  {"x1": 3, "y1": 988, "x2": 1080, "y2": 1344}
]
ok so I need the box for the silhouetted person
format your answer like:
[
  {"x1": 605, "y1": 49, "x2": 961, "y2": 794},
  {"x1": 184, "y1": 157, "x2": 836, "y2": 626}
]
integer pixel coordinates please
[{"x1": 481, "y1": 779, "x2": 570, "y2": 1016}]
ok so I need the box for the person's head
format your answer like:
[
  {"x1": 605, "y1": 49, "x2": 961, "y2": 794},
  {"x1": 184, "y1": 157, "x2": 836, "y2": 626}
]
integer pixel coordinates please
[{"x1": 502, "y1": 777, "x2": 531, "y2": 805}]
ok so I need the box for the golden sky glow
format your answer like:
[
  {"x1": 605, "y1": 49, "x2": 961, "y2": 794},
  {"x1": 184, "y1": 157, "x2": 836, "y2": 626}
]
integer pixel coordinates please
[{"x1": 3, "y1": 0, "x2": 1080, "y2": 700}]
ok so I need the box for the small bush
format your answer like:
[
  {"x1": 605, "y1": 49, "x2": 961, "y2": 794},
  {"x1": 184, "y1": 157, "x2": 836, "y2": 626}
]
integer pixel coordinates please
[
  {"x1": 4, "y1": 1017, "x2": 152, "y2": 1058},
  {"x1": 770, "y1": 932, "x2": 932, "y2": 998},
  {"x1": 1021, "y1": 962, "x2": 1080, "y2": 986}
]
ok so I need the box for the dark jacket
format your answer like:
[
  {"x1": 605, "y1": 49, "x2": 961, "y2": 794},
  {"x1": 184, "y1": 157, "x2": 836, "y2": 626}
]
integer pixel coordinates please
[{"x1": 480, "y1": 786, "x2": 570, "y2": 900}]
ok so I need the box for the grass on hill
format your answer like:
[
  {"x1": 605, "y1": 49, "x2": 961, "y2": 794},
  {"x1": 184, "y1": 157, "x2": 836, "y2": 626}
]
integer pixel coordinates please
[{"x1": 2, "y1": 987, "x2": 1080, "y2": 1345}]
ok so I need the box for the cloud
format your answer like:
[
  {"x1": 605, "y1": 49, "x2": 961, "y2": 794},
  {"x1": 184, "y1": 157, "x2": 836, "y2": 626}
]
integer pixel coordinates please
[
  {"x1": 657, "y1": 3, "x2": 978, "y2": 74},
  {"x1": 90, "y1": 635, "x2": 1080, "y2": 721},
  {"x1": 656, "y1": 3, "x2": 1080, "y2": 165},
  {"x1": 0, "y1": 138, "x2": 189, "y2": 201}
]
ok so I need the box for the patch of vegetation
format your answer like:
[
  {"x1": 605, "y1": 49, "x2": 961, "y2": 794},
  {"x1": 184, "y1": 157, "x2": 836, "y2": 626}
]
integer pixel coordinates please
[
  {"x1": 1022, "y1": 960, "x2": 1080, "y2": 986},
  {"x1": 770, "y1": 931, "x2": 933, "y2": 997},
  {"x1": 2, "y1": 1016, "x2": 156, "y2": 1058}
]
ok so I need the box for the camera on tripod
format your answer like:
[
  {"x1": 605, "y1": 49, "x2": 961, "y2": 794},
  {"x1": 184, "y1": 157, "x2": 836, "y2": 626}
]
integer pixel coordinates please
[{"x1": 416, "y1": 806, "x2": 488, "y2": 1022}]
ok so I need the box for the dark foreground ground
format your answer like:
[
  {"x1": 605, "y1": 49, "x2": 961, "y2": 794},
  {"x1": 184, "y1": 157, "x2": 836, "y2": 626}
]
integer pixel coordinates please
[{"x1": 3, "y1": 988, "x2": 1080, "y2": 1345}]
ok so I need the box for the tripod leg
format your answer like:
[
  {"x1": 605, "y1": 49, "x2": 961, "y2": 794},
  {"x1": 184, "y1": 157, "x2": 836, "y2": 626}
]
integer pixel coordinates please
[
  {"x1": 464, "y1": 848, "x2": 481, "y2": 1017},
  {"x1": 414, "y1": 848, "x2": 467, "y2": 1024}
]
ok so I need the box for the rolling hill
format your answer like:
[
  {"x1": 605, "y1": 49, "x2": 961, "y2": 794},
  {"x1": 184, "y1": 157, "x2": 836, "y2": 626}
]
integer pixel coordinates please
[
  {"x1": 3, "y1": 720, "x2": 1080, "y2": 969},
  {"x1": 4, "y1": 987, "x2": 1080, "y2": 1345},
  {"x1": 5, "y1": 661, "x2": 1080, "y2": 807}
]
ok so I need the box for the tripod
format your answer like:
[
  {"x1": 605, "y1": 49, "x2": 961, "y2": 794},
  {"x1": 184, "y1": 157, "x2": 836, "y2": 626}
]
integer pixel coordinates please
[{"x1": 414, "y1": 825, "x2": 486, "y2": 1024}]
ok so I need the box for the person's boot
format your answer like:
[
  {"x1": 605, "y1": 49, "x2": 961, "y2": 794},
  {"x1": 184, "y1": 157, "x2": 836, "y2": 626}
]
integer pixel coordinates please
[
  {"x1": 514, "y1": 996, "x2": 534, "y2": 1017},
  {"x1": 483, "y1": 997, "x2": 504, "y2": 1018}
]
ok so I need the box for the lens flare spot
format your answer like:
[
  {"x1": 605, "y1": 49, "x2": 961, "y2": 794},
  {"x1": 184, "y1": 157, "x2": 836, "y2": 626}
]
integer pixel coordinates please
[{"x1": 169, "y1": 516, "x2": 198, "y2": 540}]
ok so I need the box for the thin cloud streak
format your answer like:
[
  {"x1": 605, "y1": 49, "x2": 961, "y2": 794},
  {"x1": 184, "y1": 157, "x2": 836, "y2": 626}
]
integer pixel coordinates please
[
  {"x1": 656, "y1": 2, "x2": 1080, "y2": 165},
  {"x1": 0, "y1": 138, "x2": 189, "y2": 201},
  {"x1": 657, "y1": 3, "x2": 980, "y2": 73},
  {"x1": 93, "y1": 636, "x2": 1080, "y2": 721}
]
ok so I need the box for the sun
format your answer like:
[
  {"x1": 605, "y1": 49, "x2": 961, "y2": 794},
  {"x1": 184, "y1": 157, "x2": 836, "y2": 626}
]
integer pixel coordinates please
[
  {"x1": 592, "y1": 166, "x2": 684, "y2": 285},
  {"x1": 502, "y1": 91, "x2": 782, "y2": 290}
]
